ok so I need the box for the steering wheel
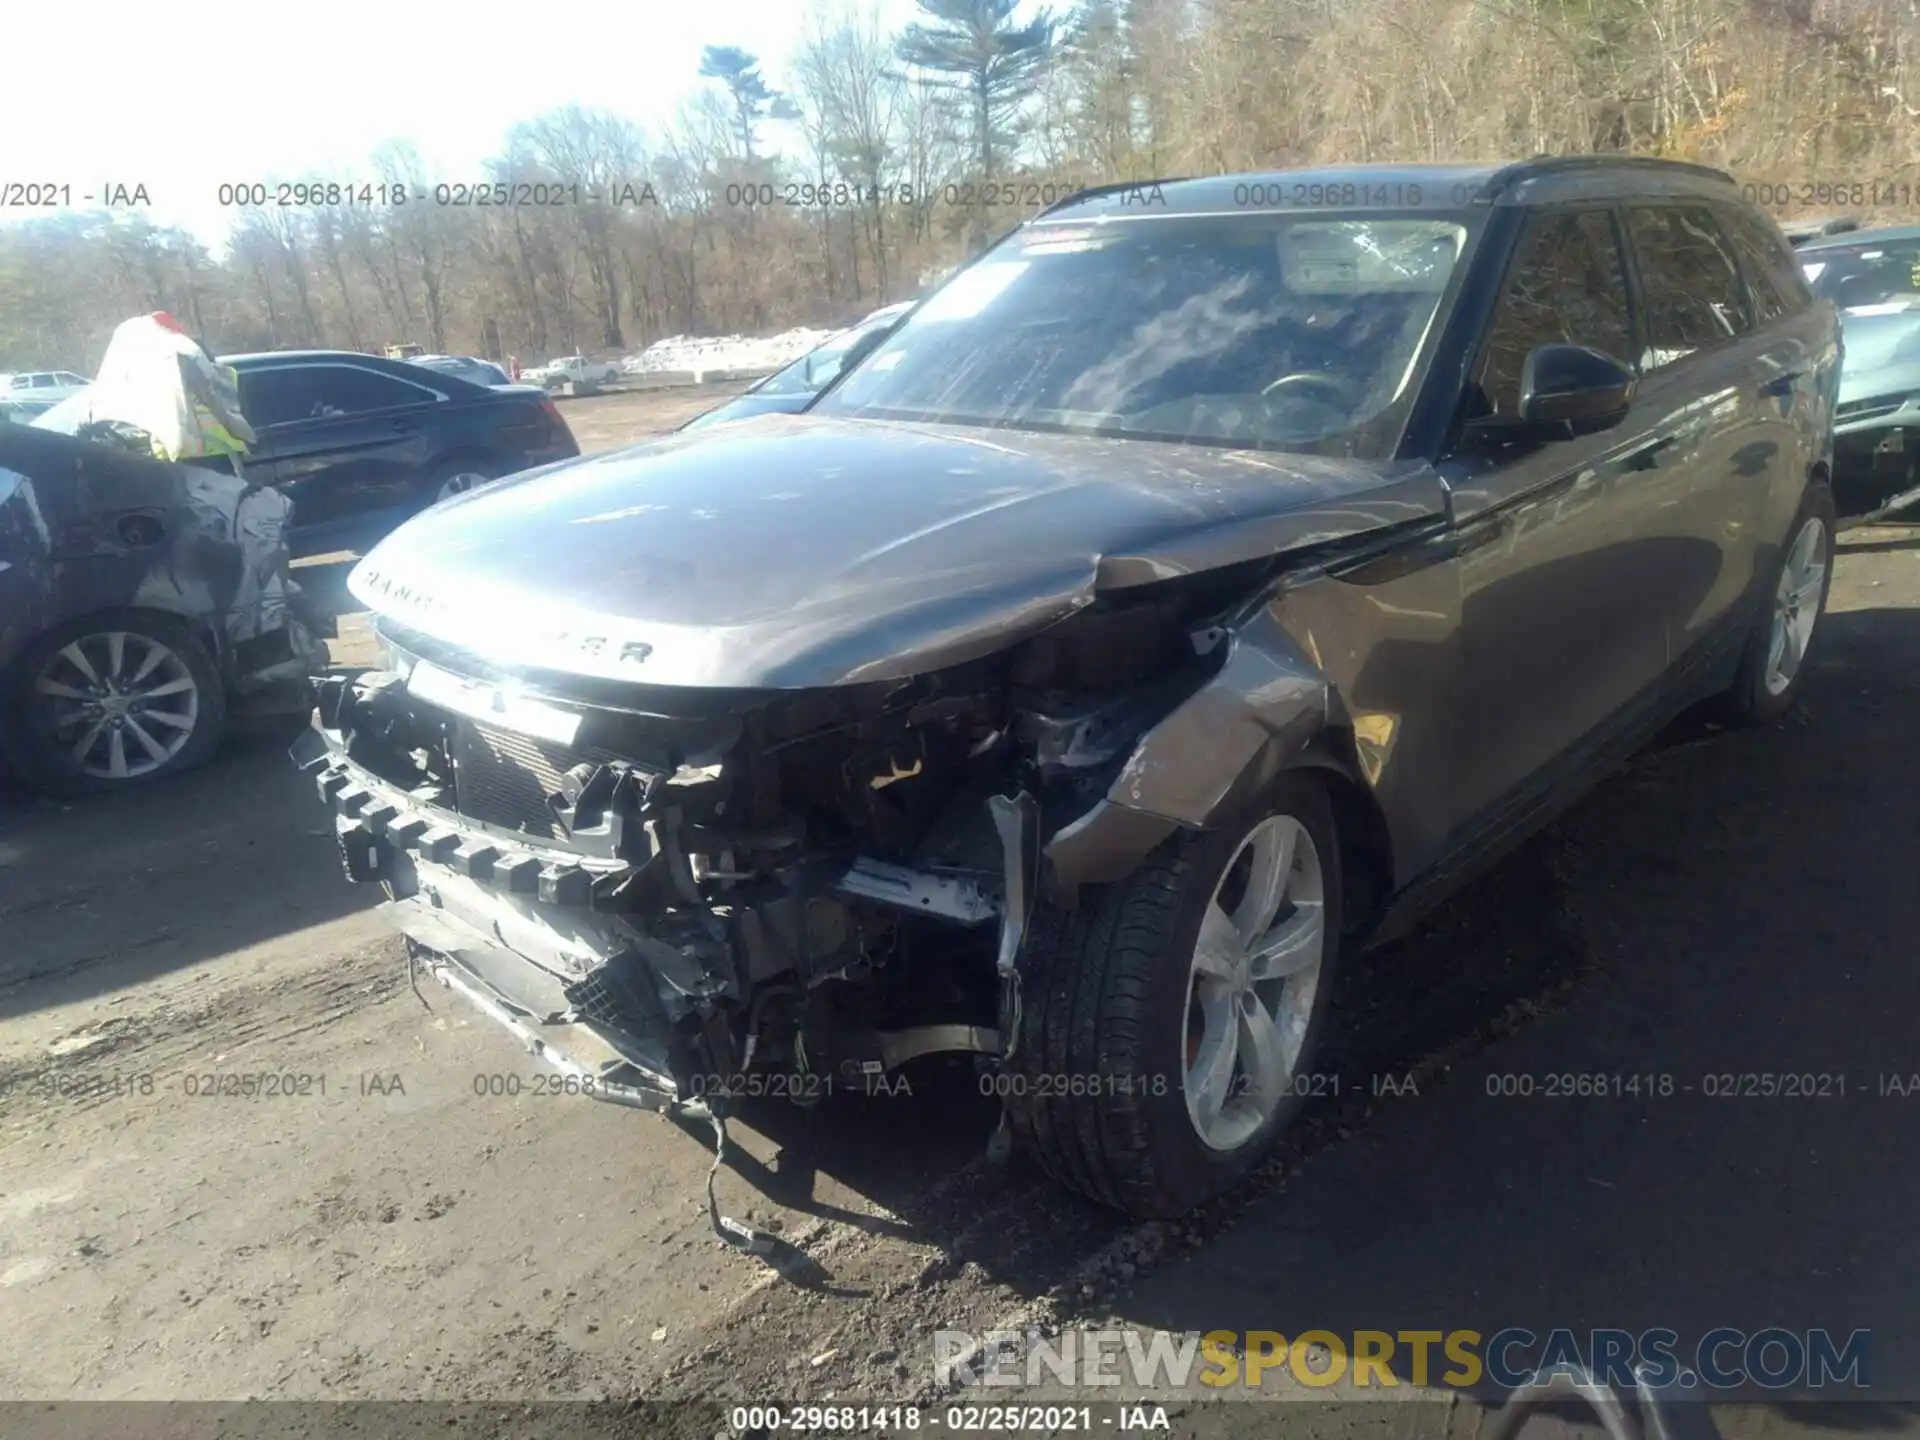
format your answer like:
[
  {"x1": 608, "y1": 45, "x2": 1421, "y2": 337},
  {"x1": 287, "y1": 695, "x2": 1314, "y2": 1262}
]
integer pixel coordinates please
[{"x1": 1260, "y1": 371, "x2": 1363, "y2": 408}]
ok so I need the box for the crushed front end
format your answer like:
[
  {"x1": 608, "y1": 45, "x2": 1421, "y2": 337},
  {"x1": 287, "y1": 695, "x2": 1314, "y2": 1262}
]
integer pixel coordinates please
[{"x1": 293, "y1": 602, "x2": 1235, "y2": 1133}]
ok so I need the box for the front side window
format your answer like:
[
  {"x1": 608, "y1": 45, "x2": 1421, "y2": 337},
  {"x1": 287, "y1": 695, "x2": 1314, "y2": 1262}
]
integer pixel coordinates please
[
  {"x1": 814, "y1": 213, "x2": 1472, "y2": 457},
  {"x1": 1626, "y1": 206, "x2": 1753, "y2": 368},
  {"x1": 1469, "y1": 209, "x2": 1634, "y2": 420}
]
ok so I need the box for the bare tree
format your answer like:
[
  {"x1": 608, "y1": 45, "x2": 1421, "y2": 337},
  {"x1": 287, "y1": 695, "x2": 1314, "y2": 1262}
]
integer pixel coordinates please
[
  {"x1": 11, "y1": 0, "x2": 1920, "y2": 376},
  {"x1": 897, "y1": 0, "x2": 1057, "y2": 241}
]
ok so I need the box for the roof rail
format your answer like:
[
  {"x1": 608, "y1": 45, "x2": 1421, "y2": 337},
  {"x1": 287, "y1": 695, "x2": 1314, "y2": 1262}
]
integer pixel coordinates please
[
  {"x1": 1032, "y1": 176, "x2": 1196, "y2": 220},
  {"x1": 1476, "y1": 153, "x2": 1737, "y2": 203}
]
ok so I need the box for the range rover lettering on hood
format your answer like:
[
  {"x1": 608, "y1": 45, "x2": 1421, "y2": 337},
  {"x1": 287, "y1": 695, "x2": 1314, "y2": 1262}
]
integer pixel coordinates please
[{"x1": 350, "y1": 561, "x2": 657, "y2": 671}]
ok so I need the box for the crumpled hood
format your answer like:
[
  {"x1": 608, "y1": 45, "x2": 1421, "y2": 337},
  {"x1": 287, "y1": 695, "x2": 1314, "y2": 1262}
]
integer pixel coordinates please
[{"x1": 349, "y1": 414, "x2": 1444, "y2": 689}]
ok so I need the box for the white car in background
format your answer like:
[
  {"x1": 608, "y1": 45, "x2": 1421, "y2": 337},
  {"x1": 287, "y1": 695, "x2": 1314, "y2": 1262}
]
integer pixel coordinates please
[
  {"x1": 523, "y1": 355, "x2": 621, "y2": 388},
  {"x1": 4, "y1": 371, "x2": 92, "y2": 406}
]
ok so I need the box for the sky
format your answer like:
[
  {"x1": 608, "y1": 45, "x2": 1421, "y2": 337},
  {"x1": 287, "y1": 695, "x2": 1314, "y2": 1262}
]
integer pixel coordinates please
[{"x1": 1, "y1": 0, "x2": 926, "y2": 251}]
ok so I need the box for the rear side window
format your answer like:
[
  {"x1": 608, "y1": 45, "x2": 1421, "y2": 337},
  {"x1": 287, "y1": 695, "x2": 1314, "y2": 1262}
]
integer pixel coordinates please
[
  {"x1": 1469, "y1": 209, "x2": 1635, "y2": 420},
  {"x1": 1716, "y1": 205, "x2": 1812, "y2": 323},
  {"x1": 241, "y1": 364, "x2": 433, "y2": 425},
  {"x1": 1625, "y1": 206, "x2": 1753, "y2": 367}
]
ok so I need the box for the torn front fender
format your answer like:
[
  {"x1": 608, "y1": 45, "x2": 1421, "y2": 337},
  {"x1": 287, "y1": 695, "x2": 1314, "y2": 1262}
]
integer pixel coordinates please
[{"x1": 1043, "y1": 604, "x2": 1332, "y2": 889}]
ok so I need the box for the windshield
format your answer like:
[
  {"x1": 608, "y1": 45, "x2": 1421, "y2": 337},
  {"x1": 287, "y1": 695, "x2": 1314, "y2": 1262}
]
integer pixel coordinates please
[
  {"x1": 1802, "y1": 237, "x2": 1920, "y2": 312},
  {"x1": 813, "y1": 214, "x2": 1469, "y2": 455}
]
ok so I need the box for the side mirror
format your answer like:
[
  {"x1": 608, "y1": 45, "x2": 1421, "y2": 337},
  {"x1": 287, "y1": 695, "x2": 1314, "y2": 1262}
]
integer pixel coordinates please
[{"x1": 1518, "y1": 343, "x2": 1637, "y2": 429}]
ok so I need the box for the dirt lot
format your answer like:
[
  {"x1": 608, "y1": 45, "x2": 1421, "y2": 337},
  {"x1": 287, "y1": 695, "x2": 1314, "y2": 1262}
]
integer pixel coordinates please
[
  {"x1": 3, "y1": 388, "x2": 1918, "y2": 1436},
  {"x1": 553, "y1": 378, "x2": 756, "y2": 454}
]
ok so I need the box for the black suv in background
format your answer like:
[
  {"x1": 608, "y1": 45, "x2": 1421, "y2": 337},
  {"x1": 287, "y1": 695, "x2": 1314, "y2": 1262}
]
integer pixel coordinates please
[{"x1": 226, "y1": 350, "x2": 578, "y2": 555}]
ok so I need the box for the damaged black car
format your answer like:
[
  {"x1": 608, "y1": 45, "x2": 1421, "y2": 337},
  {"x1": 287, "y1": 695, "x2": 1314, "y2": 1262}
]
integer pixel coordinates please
[
  {"x1": 298, "y1": 157, "x2": 1839, "y2": 1221},
  {"x1": 2, "y1": 424, "x2": 321, "y2": 792}
]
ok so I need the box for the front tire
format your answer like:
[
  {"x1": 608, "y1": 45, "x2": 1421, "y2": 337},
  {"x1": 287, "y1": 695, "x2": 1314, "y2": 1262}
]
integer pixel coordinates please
[
  {"x1": 1722, "y1": 483, "x2": 1835, "y2": 724},
  {"x1": 1005, "y1": 772, "x2": 1344, "y2": 1217},
  {"x1": 9, "y1": 612, "x2": 227, "y2": 794}
]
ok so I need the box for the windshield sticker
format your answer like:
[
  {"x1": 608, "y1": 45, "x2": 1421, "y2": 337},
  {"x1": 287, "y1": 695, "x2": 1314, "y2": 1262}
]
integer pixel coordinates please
[{"x1": 915, "y1": 261, "x2": 1031, "y2": 322}]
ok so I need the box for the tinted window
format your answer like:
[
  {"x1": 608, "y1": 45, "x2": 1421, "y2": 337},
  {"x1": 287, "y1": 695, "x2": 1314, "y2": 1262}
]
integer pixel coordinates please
[
  {"x1": 1469, "y1": 209, "x2": 1633, "y2": 420},
  {"x1": 1801, "y1": 236, "x2": 1920, "y2": 312},
  {"x1": 1716, "y1": 206, "x2": 1811, "y2": 323},
  {"x1": 239, "y1": 364, "x2": 433, "y2": 426},
  {"x1": 1626, "y1": 206, "x2": 1752, "y2": 366}
]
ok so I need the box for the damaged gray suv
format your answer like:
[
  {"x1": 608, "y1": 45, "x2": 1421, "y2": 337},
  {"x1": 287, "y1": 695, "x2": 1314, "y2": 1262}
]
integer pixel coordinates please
[{"x1": 298, "y1": 158, "x2": 1839, "y2": 1220}]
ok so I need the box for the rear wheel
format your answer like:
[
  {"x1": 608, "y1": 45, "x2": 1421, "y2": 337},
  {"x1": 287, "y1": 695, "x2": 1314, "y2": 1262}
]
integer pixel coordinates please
[
  {"x1": 10, "y1": 613, "x2": 226, "y2": 793},
  {"x1": 421, "y1": 459, "x2": 498, "y2": 510},
  {"x1": 1004, "y1": 772, "x2": 1344, "y2": 1217},
  {"x1": 1721, "y1": 483, "x2": 1835, "y2": 724}
]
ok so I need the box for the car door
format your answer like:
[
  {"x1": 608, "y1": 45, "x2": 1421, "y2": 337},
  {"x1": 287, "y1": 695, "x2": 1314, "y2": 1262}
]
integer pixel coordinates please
[
  {"x1": 240, "y1": 363, "x2": 439, "y2": 535},
  {"x1": 1713, "y1": 202, "x2": 1836, "y2": 558},
  {"x1": 1437, "y1": 205, "x2": 1693, "y2": 836},
  {"x1": 1619, "y1": 203, "x2": 1774, "y2": 665}
]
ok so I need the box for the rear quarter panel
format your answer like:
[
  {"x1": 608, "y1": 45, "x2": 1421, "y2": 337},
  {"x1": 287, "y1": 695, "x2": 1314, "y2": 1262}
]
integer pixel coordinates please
[
  {"x1": 464, "y1": 394, "x2": 578, "y2": 469},
  {"x1": 1764, "y1": 298, "x2": 1841, "y2": 547}
]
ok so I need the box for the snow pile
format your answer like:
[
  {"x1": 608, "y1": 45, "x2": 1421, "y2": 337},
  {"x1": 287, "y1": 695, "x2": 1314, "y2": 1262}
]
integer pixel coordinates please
[{"x1": 621, "y1": 326, "x2": 840, "y2": 376}]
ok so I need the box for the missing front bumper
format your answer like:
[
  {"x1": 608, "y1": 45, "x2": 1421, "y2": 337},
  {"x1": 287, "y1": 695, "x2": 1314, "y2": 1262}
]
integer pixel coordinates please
[{"x1": 381, "y1": 891, "x2": 687, "y2": 1112}]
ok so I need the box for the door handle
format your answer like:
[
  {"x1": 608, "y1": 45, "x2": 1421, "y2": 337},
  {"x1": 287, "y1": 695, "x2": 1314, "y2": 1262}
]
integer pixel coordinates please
[{"x1": 1759, "y1": 370, "x2": 1805, "y2": 398}]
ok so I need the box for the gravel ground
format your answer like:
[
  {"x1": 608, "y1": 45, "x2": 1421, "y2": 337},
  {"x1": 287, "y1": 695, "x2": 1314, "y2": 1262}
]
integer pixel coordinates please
[{"x1": 2, "y1": 413, "x2": 1916, "y2": 1438}]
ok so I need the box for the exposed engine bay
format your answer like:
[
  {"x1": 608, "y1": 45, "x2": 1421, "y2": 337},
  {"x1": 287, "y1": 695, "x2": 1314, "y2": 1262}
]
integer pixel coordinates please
[{"x1": 295, "y1": 575, "x2": 1281, "y2": 1239}]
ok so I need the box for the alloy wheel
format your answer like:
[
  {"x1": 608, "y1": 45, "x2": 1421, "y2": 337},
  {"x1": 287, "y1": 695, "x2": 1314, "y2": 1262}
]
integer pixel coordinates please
[
  {"x1": 30, "y1": 631, "x2": 200, "y2": 781},
  {"x1": 436, "y1": 471, "x2": 489, "y2": 502},
  {"x1": 1764, "y1": 514, "x2": 1830, "y2": 697},
  {"x1": 1182, "y1": 812, "x2": 1328, "y2": 1152}
]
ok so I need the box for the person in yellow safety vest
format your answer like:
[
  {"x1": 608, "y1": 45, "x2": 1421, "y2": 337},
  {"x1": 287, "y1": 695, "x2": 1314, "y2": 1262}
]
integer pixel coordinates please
[{"x1": 180, "y1": 340, "x2": 256, "y2": 475}]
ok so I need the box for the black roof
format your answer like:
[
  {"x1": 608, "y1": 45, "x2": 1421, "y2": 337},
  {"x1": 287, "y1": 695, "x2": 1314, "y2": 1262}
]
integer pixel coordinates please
[
  {"x1": 1035, "y1": 156, "x2": 1740, "y2": 221},
  {"x1": 221, "y1": 349, "x2": 399, "y2": 367}
]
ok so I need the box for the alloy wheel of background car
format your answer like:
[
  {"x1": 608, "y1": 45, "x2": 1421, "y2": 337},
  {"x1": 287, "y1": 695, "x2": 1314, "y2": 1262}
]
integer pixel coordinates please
[
  {"x1": 31, "y1": 631, "x2": 199, "y2": 781},
  {"x1": 1763, "y1": 513, "x2": 1831, "y2": 698},
  {"x1": 436, "y1": 470, "x2": 491, "y2": 502},
  {"x1": 10, "y1": 613, "x2": 228, "y2": 793},
  {"x1": 1182, "y1": 812, "x2": 1328, "y2": 1152}
]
